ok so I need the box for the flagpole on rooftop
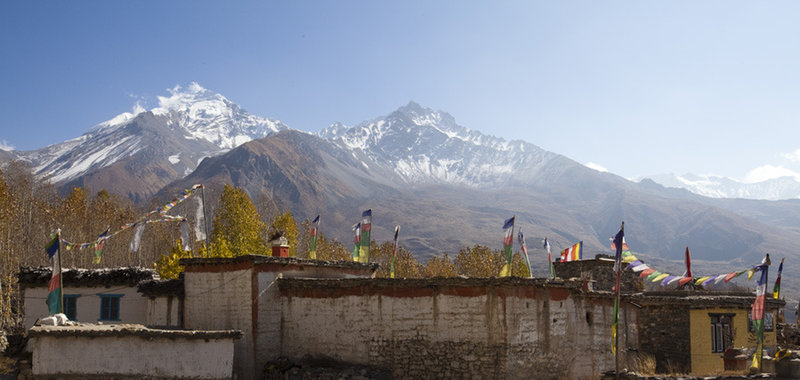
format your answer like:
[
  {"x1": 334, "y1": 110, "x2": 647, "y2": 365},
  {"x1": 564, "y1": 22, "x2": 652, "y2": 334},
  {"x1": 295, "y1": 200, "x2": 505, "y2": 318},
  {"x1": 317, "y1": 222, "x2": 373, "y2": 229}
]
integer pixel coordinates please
[
  {"x1": 613, "y1": 222, "x2": 624, "y2": 380},
  {"x1": 201, "y1": 184, "x2": 210, "y2": 258},
  {"x1": 56, "y1": 228, "x2": 63, "y2": 315}
]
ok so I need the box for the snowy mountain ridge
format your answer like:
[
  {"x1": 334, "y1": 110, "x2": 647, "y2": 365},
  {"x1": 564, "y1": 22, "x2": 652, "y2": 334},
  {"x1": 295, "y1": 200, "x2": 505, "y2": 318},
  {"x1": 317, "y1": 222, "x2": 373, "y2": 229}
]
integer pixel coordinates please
[
  {"x1": 15, "y1": 83, "x2": 288, "y2": 186},
  {"x1": 319, "y1": 101, "x2": 554, "y2": 186},
  {"x1": 642, "y1": 173, "x2": 800, "y2": 200}
]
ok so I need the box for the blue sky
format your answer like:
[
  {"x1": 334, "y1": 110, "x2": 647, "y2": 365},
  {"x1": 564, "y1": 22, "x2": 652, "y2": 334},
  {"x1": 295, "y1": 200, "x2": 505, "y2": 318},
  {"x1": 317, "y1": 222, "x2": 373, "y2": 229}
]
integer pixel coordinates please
[{"x1": 2, "y1": 1, "x2": 800, "y2": 182}]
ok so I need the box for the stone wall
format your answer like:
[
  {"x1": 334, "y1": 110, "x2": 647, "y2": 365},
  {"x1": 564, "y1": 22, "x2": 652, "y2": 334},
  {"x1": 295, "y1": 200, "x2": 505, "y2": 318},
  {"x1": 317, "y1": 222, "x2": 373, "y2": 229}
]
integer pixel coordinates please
[
  {"x1": 554, "y1": 258, "x2": 644, "y2": 292},
  {"x1": 276, "y1": 278, "x2": 622, "y2": 380},
  {"x1": 637, "y1": 304, "x2": 691, "y2": 373}
]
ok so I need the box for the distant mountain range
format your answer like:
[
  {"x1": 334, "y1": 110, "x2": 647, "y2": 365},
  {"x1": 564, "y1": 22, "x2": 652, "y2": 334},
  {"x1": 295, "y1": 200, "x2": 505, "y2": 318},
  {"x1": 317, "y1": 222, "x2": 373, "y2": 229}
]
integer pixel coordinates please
[
  {"x1": 642, "y1": 173, "x2": 800, "y2": 201},
  {"x1": 5, "y1": 83, "x2": 800, "y2": 279}
]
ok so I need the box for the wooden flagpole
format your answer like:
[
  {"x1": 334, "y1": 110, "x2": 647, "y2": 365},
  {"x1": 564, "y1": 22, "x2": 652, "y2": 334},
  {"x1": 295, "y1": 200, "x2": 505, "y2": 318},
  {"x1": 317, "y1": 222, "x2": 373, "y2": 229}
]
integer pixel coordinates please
[{"x1": 201, "y1": 185, "x2": 210, "y2": 258}]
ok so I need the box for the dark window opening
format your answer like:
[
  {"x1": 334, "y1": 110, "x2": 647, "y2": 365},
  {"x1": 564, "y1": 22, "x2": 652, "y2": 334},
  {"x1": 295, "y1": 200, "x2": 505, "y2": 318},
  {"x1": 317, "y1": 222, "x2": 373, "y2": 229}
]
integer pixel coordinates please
[
  {"x1": 63, "y1": 294, "x2": 79, "y2": 321},
  {"x1": 99, "y1": 294, "x2": 122, "y2": 321}
]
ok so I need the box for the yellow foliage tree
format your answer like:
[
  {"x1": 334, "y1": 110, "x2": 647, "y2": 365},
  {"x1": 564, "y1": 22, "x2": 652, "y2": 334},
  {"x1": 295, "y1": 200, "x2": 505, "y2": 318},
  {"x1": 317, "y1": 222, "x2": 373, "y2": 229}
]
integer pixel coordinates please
[
  {"x1": 369, "y1": 241, "x2": 422, "y2": 278},
  {"x1": 422, "y1": 254, "x2": 458, "y2": 278},
  {"x1": 454, "y1": 245, "x2": 505, "y2": 277},
  {"x1": 312, "y1": 232, "x2": 351, "y2": 261},
  {"x1": 154, "y1": 240, "x2": 193, "y2": 280},
  {"x1": 269, "y1": 211, "x2": 299, "y2": 257},
  {"x1": 210, "y1": 184, "x2": 267, "y2": 257}
]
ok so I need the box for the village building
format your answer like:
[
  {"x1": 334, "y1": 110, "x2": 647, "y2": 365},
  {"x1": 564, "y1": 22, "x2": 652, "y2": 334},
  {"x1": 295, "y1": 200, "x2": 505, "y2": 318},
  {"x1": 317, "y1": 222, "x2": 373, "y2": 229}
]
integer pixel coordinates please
[{"x1": 17, "y1": 255, "x2": 784, "y2": 379}]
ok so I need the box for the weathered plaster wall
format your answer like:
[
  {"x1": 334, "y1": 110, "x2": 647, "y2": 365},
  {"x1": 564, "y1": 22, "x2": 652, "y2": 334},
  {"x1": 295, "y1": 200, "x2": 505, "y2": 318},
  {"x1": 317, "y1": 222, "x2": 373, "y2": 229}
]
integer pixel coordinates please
[
  {"x1": 253, "y1": 263, "x2": 378, "y2": 375},
  {"x1": 183, "y1": 266, "x2": 254, "y2": 379},
  {"x1": 145, "y1": 295, "x2": 181, "y2": 328},
  {"x1": 30, "y1": 327, "x2": 236, "y2": 379},
  {"x1": 24, "y1": 286, "x2": 146, "y2": 328},
  {"x1": 277, "y1": 279, "x2": 621, "y2": 380},
  {"x1": 689, "y1": 308, "x2": 777, "y2": 375}
]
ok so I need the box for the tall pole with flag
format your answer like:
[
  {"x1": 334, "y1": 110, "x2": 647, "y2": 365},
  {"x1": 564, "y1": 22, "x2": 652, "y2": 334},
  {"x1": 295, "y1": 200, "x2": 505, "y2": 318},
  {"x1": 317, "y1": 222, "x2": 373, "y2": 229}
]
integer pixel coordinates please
[
  {"x1": 677, "y1": 247, "x2": 694, "y2": 286},
  {"x1": 517, "y1": 229, "x2": 532, "y2": 278},
  {"x1": 391, "y1": 226, "x2": 400, "y2": 278},
  {"x1": 612, "y1": 222, "x2": 624, "y2": 378},
  {"x1": 359, "y1": 209, "x2": 372, "y2": 263},
  {"x1": 351, "y1": 223, "x2": 361, "y2": 262},
  {"x1": 45, "y1": 229, "x2": 62, "y2": 315},
  {"x1": 543, "y1": 237, "x2": 554, "y2": 279},
  {"x1": 751, "y1": 254, "x2": 771, "y2": 371},
  {"x1": 309, "y1": 215, "x2": 320, "y2": 260},
  {"x1": 500, "y1": 216, "x2": 515, "y2": 277},
  {"x1": 201, "y1": 184, "x2": 211, "y2": 258},
  {"x1": 773, "y1": 258, "x2": 784, "y2": 299}
]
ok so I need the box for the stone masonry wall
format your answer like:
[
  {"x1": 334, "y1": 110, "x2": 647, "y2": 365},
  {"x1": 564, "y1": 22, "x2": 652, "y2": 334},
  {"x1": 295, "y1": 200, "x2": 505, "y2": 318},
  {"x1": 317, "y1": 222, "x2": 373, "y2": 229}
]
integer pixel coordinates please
[
  {"x1": 638, "y1": 304, "x2": 691, "y2": 374},
  {"x1": 277, "y1": 278, "x2": 620, "y2": 380}
]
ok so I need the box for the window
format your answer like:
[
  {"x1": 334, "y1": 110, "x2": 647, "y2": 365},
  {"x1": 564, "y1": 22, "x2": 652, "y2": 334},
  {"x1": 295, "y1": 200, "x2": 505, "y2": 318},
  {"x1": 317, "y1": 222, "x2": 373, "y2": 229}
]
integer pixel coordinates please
[
  {"x1": 63, "y1": 294, "x2": 79, "y2": 321},
  {"x1": 710, "y1": 314, "x2": 733, "y2": 353},
  {"x1": 98, "y1": 294, "x2": 122, "y2": 321}
]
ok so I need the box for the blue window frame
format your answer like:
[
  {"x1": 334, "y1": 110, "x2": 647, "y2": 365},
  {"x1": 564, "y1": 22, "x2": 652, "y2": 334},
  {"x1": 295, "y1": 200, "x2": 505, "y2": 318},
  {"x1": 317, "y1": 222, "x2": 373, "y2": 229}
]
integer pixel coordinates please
[
  {"x1": 98, "y1": 294, "x2": 123, "y2": 321},
  {"x1": 63, "y1": 294, "x2": 79, "y2": 321}
]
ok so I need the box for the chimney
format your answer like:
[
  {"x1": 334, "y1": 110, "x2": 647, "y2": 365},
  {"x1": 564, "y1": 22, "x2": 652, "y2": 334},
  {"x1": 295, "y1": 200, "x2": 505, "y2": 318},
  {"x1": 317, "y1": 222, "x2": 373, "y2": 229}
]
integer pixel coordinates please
[{"x1": 271, "y1": 236, "x2": 289, "y2": 257}]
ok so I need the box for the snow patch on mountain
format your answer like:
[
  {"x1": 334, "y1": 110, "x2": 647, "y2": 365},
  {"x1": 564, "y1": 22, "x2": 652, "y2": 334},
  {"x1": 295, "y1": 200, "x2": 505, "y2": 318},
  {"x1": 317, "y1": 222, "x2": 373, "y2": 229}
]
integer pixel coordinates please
[
  {"x1": 168, "y1": 153, "x2": 181, "y2": 165},
  {"x1": 49, "y1": 135, "x2": 141, "y2": 183}
]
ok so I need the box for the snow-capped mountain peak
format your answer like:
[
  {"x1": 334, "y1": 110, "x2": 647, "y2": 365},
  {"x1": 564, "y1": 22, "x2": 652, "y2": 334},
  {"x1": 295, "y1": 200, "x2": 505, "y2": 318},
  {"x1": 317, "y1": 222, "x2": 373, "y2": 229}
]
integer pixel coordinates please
[
  {"x1": 16, "y1": 83, "x2": 289, "y2": 196},
  {"x1": 320, "y1": 101, "x2": 553, "y2": 186}
]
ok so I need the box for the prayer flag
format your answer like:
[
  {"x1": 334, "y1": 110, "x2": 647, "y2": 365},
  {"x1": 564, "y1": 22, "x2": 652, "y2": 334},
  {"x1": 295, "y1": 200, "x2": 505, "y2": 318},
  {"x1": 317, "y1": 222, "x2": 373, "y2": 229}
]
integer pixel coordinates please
[
  {"x1": 517, "y1": 229, "x2": 532, "y2": 278},
  {"x1": 560, "y1": 241, "x2": 583, "y2": 262},
  {"x1": 677, "y1": 247, "x2": 693, "y2": 286},
  {"x1": 45, "y1": 231, "x2": 62, "y2": 315},
  {"x1": 773, "y1": 258, "x2": 783, "y2": 299},
  {"x1": 612, "y1": 222, "x2": 624, "y2": 356},
  {"x1": 309, "y1": 215, "x2": 320, "y2": 260},
  {"x1": 500, "y1": 217, "x2": 515, "y2": 277},
  {"x1": 391, "y1": 225, "x2": 400, "y2": 278},
  {"x1": 93, "y1": 228, "x2": 110, "y2": 265},
  {"x1": 750, "y1": 255, "x2": 770, "y2": 371},
  {"x1": 543, "y1": 237, "x2": 554, "y2": 279},
  {"x1": 518, "y1": 228, "x2": 532, "y2": 278},
  {"x1": 194, "y1": 190, "x2": 206, "y2": 241},
  {"x1": 352, "y1": 223, "x2": 361, "y2": 262},
  {"x1": 130, "y1": 223, "x2": 145, "y2": 252},
  {"x1": 359, "y1": 210, "x2": 371, "y2": 263}
]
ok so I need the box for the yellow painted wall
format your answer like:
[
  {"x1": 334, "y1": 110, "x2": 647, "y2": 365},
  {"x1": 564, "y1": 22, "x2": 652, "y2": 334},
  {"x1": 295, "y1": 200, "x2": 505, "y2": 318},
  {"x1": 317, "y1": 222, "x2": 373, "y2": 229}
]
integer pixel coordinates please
[{"x1": 689, "y1": 308, "x2": 776, "y2": 375}]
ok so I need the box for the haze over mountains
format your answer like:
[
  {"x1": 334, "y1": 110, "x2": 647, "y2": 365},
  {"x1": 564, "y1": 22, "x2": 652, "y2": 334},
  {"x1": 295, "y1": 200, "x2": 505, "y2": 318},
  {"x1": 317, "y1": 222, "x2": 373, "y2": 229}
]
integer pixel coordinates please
[{"x1": 4, "y1": 83, "x2": 800, "y2": 279}]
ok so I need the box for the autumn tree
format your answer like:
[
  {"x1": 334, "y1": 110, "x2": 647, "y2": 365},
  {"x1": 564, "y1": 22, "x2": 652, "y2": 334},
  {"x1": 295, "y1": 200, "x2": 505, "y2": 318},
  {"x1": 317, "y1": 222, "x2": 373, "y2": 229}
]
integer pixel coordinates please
[
  {"x1": 454, "y1": 245, "x2": 505, "y2": 277},
  {"x1": 369, "y1": 241, "x2": 422, "y2": 278},
  {"x1": 311, "y1": 232, "x2": 351, "y2": 261},
  {"x1": 154, "y1": 240, "x2": 194, "y2": 280},
  {"x1": 209, "y1": 184, "x2": 267, "y2": 257},
  {"x1": 269, "y1": 211, "x2": 298, "y2": 257},
  {"x1": 422, "y1": 254, "x2": 458, "y2": 278}
]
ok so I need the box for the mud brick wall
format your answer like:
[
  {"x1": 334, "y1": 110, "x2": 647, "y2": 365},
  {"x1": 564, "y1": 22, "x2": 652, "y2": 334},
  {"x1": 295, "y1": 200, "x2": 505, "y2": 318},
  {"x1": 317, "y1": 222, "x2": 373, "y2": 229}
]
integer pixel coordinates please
[
  {"x1": 637, "y1": 304, "x2": 691, "y2": 374},
  {"x1": 277, "y1": 278, "x2": 619, "y2": 380}
]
